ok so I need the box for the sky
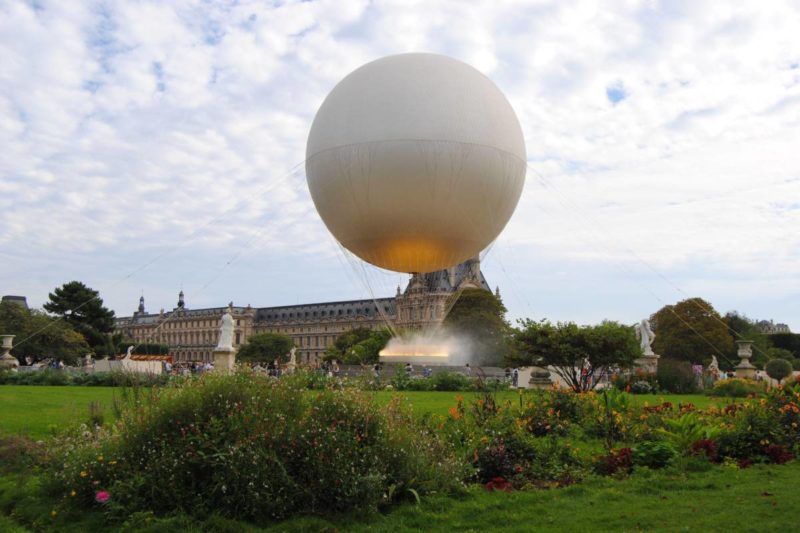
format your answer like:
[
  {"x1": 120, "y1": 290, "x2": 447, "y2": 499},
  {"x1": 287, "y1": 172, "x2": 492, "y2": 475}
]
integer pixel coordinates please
[{"x1": 1, "y1": 0, "x2": 798, "y2": 337}]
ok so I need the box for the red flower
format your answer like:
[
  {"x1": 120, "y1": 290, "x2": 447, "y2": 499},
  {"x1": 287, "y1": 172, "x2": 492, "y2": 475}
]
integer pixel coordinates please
[
  {"x1": 484, "y1": 476, "x2": 513, "y2": 493},
  {"x1": 95, "y1": 491, "x2": 110, "y2": 503}
]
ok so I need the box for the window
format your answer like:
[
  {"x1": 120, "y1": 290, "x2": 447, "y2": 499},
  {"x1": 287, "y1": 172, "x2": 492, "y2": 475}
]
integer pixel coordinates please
[
  {"x1": 236, "y1": 320, "x2": 240, "y2": 326},
  {"x1": 235, "y1": 333, "x2": 240, "y2": 345}
]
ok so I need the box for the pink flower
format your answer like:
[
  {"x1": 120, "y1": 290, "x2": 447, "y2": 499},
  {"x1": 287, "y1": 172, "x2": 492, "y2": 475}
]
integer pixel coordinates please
[{"x1": 95, "y1": 491, "x2": 110, "y2": 503}]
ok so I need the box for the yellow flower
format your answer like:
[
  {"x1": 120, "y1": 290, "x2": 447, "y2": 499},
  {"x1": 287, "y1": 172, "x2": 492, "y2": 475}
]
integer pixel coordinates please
[
  {"x1": 79, "y1": 471, "x2": 88, "y2": 478},
  {"x1": 97, "y1": 456, "x2": 104, "y2": 462},
  {"x1": 70, "y1": 490, "x2": 76, "y2": 497},
  {"x1": 109, "y1": 460, "x2": 117, "y2": 465},
  {"x1": 51, "y1": 510, "x2": 57, "y2": 517}
]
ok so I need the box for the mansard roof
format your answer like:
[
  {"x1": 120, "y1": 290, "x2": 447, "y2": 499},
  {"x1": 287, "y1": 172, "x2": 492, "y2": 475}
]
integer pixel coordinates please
[
  {"x1": 256, "y1": 297, "x2": 396, "y2": 322},
  {"x1": 416, "y1": 263, "x2": 491, "y2": 292}
]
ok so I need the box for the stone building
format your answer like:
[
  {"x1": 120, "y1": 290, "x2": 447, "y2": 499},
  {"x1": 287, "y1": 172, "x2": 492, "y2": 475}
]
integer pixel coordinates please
[
  {"x1": 755, "y1": 319, "x2": 791, "y2": 334},
  {"x1": 115, "y1": 259, "x2": 491, "y2": 363}
]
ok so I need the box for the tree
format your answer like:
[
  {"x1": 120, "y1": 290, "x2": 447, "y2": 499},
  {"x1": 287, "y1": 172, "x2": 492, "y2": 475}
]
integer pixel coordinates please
[
  {"x1": 651, "y1": 298, "x2": 734, "y2": 365},
  {"x1": 236, "y1": 333, "x2": 294, "y2": 363},
  {"x1": 325, "y1": 328, "x2": 391, "y2": 364},
  {"x1": 723, "y1": 311, "x2": 771, "y2": 369},
  {"x1": 44, "y1": 281, "x2": 115, "y2": 353},
  {"x1": 513, "y1": 319, "x2": 640, "y2": 392},
  {"x1": 0, "y1": 301, "x2": 90, "y2": 365},
  {"x1": 765, "y1": 359, "x2": 793, "y2": 384},
  {"x1": 443, "y1": 288, "x2": 511, "y2": 366}
]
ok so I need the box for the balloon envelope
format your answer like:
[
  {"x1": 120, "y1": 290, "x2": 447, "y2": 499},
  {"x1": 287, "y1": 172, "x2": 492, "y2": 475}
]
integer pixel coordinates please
[{"x1": 306, "y1": 53, "x2": 526, "y2": 273}]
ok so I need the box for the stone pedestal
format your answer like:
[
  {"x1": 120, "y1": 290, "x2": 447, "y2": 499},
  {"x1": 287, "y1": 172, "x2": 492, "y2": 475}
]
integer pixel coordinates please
[
  {"x1": 213, "y1": 348, "x2": 236, "y2": 373},
  {"x1": 635, "y1": 353, "x2": 660, "y2": 375},
  {"x1": 0, "y1": 335, "x2": 19, "y2": 372},
  {"x1": 734, "y1": 340, "x2": 756, "y2": 380},
  {"x1": 528, "y1": 366, "x2": 553, "y2": 389}
]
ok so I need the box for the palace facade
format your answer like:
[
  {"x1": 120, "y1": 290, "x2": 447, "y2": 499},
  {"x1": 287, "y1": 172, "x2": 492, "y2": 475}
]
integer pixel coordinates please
[{"x1": 114, "y1": 258, "x2": 492, "y2": 363}]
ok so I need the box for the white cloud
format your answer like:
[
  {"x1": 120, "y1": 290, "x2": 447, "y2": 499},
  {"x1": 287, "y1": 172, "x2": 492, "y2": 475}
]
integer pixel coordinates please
[{"x1": 0, "y1": 0, "x2": 798, "y2": 331}]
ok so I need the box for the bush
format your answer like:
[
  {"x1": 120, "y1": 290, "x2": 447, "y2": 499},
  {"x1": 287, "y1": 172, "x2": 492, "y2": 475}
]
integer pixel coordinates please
[
  {"x1": 657, "y1": 360, "x2": 699, "y2": 394},
  {"x1": 48, "y1": 372, "x2": 467, "y2": 522},
  {"x1": 430, "y1": 371, "x2": 472, "y2": 391},
  {"x1": 765, "y1": 359, "x2": 793, "y2": 384},
  {"x1": 708, "y1": 378, "x2": 764, "y2": 398},
  {"x1": 630, "y1": 380, "x2": 653, "y2": 394},
  {"x1": 0, "y1": 370, "x2": 169, "y2": 387},
  {"x1": 632, "y1": 441, "x2": 676, "y2": 469}
]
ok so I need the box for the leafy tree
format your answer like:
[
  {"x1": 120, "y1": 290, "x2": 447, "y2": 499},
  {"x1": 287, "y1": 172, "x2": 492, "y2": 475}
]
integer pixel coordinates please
[
  {"x1": 443, "y1": 288, "x2": 511, "y2": 366},
  {"x1": 768, "y1": 333, "x2": 800, "y2": 358},
  {"x1": 44, "y1": 281, "x2": 115, "y2": 352},
  {"x1": 0, "y1": 301, "x2": 90, "y2": 365},
  {"x1": 723, "y1": 311, "x2": 771, "y2": 369},
  {"x1": 237, "y1": 333, "x2": 294, "y2": 363},
  {"x1": 651, "y1": 298, "x2": 734, "y2": 365},
  {"x1": 765, "y1": 359, "x2": 793, "y2": 384},
  {"x1": 325, "y1": 328, "x2": 391, "y2": 364},
  {"x1": 512, "y1": 319, "x2": 640, "y2": 392},
  {"x1": 114, "y1": 340, "x2": 171, "y2": 355}
]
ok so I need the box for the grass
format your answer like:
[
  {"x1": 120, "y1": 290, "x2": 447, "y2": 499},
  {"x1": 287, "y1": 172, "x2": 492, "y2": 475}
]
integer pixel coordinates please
[
  {"x1": 0, "y1": 386, "x2": 118, "y2": 439},
  {"x1": 0, "y1": 384, "x2": 791, "y2": 532},
  {"x1": 0, "y1": 385, "x2": 732, "y2": 439},
  {"x1": 261, "y1": 462, "x2": 800, "y2": 532},
  {"x1": 2, "y1": 463, "x2": 798, "y2": 531}
]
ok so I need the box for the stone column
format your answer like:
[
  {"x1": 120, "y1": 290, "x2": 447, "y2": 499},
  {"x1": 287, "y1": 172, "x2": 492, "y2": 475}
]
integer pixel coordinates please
[
  {"x1": 0, "y1": 335, "x2": 20, "y2": 371},
  {"x1": 734, "y1": 340, "x2": 756, "y2": 379}
]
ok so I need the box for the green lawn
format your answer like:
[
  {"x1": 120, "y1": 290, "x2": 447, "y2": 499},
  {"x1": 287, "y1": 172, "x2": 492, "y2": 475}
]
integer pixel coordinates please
[
  {"x1": 0, "y1": 386, "x2": 118, "y2": 439},
  {"x1": 0, "y1": 386, "x2": 732, "y2": 439},
  {"x1": 0, "y1": 385, "x2": 791, "y2": 532},
  {"x1": 2, "y1": 463, "x2": 798, "y2": 532},
  {"x1": 263, "y1": 462, "x2": 800, "y2": 532}
]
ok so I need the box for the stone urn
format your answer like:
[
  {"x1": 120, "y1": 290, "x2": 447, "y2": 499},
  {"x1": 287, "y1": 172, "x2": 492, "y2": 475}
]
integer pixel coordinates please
[
  {"x1": 528, "y1": 364, "x2": 553, "y2": 389},
  {"x1": 0, "y1": 335, "x2": 20, "y2": 371},
  {"x1": 734, "y1": 340, "x2": 756, "y2": 379}
]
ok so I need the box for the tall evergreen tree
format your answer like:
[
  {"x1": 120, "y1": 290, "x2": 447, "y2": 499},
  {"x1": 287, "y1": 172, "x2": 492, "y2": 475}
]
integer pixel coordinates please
[{"x1": 44, "y1": 281, "x2": 115, "y2": 353}]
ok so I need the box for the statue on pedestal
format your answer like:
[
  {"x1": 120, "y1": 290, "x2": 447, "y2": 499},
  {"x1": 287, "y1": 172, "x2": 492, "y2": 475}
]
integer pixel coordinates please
[
  {"x1": 216, "y1": 307, "x2": 235, "y2": 352},
  {"x1": 634, "y1": 319, "x2": 656, "y2": 356},
  {"x1": 213, "y1": 306, "x2": 237, "y2": 372}
]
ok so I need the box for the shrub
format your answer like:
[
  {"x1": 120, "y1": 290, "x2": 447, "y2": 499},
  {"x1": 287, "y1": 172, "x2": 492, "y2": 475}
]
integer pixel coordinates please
[
  {"x1": 632, "y1": 441, "x2": 676, "y2": 469},
  {"x1": 594, "y1": 447, "x2": 632, "y2": 476},
  {"x1": 655, "y1": 412, "x2": 721, "y2": 453},
  {"x1": 765, "y1": 359, "x2": 793, "y2": 384},
  {"x1": 48, "y1": 373, "x2": 467, "y2": 522},
  {"x1": 630, "y1": 380, "x2": 653, "y2": 394},
  {"x1": 716, "y1": 401, "x2": 782, "y2": 461},
  {"x1": 708, "y1": 378, "x2": 764, "y2": 398},
  {"x1": 657, "y1": 359, "x2": 698, "y2": 394}
]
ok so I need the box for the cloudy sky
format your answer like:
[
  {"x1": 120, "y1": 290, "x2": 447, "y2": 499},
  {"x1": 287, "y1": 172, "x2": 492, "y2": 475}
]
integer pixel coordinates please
[{"x1": 1, "y1": 0, "x2": 798, "y2": 337}]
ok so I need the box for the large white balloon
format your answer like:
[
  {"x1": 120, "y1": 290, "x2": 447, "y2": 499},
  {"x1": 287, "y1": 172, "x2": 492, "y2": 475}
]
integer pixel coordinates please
[{"x1": 306, "y1": 53, "x2": 526, "y2": 273}]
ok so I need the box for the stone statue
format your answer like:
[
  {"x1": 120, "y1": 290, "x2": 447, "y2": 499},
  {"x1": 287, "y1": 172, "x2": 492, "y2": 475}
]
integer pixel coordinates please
[
  {"x1": 634, "y1": 319, "x2": 656, "y2": 356},
  {"x1": 216, "y1": 307, "x2": 234, "y2": 352},
  {"x1": 289, "y1": 347, "x2": 297, "y2": 366},
  {"x1": 125, "y1": 345, "x2": 134, "y2": 358},
  {"x1": 83, "y1": 354, "x2": 94, "y2": 369},
  {"x1": 708, "y1": 355, "x2": 719, "y2": 376}
]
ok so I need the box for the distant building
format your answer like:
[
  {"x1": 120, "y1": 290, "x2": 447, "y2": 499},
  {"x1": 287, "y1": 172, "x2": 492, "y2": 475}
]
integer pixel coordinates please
[
  {"x1": 1, "y1": 295, "x2": 28, "y2": 309},
  {"x1": 755, "y1": 319, "x2": 791, "y2": 334},
  {"x1": 115, "y1": 259, "x2": 491, "y2": 363}
]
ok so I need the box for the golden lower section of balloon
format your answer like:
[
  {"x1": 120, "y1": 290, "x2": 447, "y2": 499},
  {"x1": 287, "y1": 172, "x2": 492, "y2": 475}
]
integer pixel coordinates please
[
  {"x1": 342, "y1": 236, "x2": 481, "y2": 274},
  {"x1": 306, "y1": 140, "x2": 526, "y2": 274}
]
